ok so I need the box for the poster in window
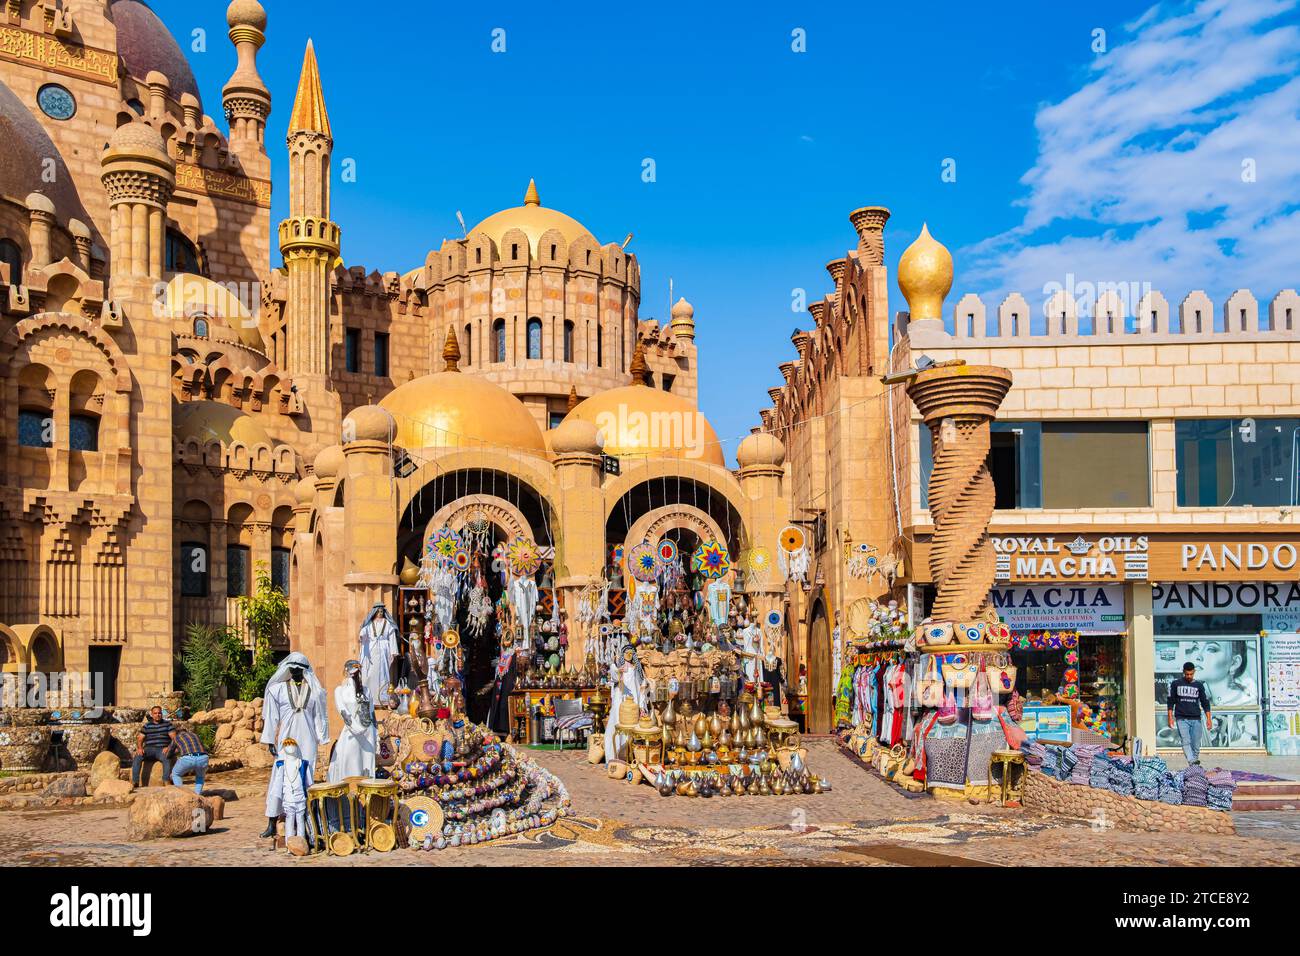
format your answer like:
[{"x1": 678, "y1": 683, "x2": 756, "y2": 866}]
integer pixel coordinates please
[
  {"x1": 1153, "y1": 710, "x2": 1261, "y2": 750},
  {"x1": 1153, "y1": 638, "x2": 1259, "y2": 709}
]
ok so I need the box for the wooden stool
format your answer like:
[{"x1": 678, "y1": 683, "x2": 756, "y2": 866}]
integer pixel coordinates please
[
  {"x1": 765, "y1": 716, "x2": 800, "y2": 751},
  {"x1": 626, "y1": 724, "x2": 665, "y2": 766},
  {"x1": 988, "y1": 749, "x2": 1026, "y2": 806}
]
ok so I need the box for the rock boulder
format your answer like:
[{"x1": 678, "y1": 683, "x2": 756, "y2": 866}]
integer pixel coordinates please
[
  {"x1": 127, "y1": 787, "x2": 215, "y2": 841},
  {"x1": 87, "y1": 751, "x2": 122, "y2": 791}
]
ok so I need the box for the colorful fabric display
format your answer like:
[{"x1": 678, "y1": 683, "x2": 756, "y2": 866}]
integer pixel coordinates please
[
  {"x1": 1105, "y1": 756, "x2": 1135, "y2": 797},
  {"x1": 1069, "y1": 744, "x2": 1105, "y2": 786},
  {"x1": 1021, "y1": 740, "x2": 1046, "y2": 767},
  {"x1": 1056, "y1": 747, "x2": 1078, "y2": 781},
  {"x1": 1132, "y1": 755, "x2": 1167, "y2": 802},
  {"x1": 1158, "y1": 773, "x2": 1184, "y2": 805},
  {"x1": 1180, "y1": 765, "x2": 1209, "y2": 807},
  {"x1": 1207, "y1": 786, "x2": 1234, "y2": 811}
]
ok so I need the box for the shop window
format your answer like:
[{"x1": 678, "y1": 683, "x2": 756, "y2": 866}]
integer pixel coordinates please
[
  {"x1": 492, "y1": 319, "x2": 506, "y2": 363},
  {"x1": 1154, "y1": 612, "x2": 1263, "y2": 750},
  {"x1": 165, "y1": 229, "x2": 200, "y2": 275},
  {"x1": 0, "y1": 238, "x2": 22, "y2": 286},
  {"x1": 563, "y1": 320, "x2": 574, "y2": 363},
  {"x1": 526, "y1": 318, "x2": 542, "y2": 359},
  {"x1": 180, "y1": 543, "x2": 209, "y2": 597},
  {"x1": 271, "y1": 546, "x2": 290, "y2": 595},
  {"x1": 18, "y1": 408, "x2": 53, "y2": 448},
  {"x1": 345, "y1": 328, "x2": 360, "y2": 373},
  {"x1": 69, "y1": 413, "x2": 99, "y2": 451},
  {"x1": 374, "y1": 332, "x2": 389, "y2": 377},
  {"x1": 1175, "y1": 417, "x2": 1300, "y2": 507},
  {"x1": 1041, "y1": 421, "x2": 1148, "y2": 508},
  {"x1": 226, "y1": 545, "x2": 250, "y2": 598},
  {"x1": 920, "y1": 421, "x2": 1043, "y2": 509}
]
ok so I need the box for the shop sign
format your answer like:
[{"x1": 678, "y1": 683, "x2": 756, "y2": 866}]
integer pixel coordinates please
[
  {"x1": 993, "y1": 535, "x2": 1148, "y2": 582},
  {"x1": 1021, "y1": 704, "x2": 1072, "y2": 743},
  {"x1": 1152, "y1": 582, "x2": 1300, "y2": 615},
  {"x1": 991, "y1": 585, "x2": 1126, "y2": 632},
  {"x1": 1179, "y1": 542, "x2": 1299, "y2": 575}
]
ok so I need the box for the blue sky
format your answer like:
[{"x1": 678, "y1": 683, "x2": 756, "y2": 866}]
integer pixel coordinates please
[{"x1": 156, "y1": 0, "x2": 1299, "y2": 457}]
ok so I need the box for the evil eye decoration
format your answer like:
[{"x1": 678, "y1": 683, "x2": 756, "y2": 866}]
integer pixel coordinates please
[
  {"x1": 963, "y1": 624, "x2": 983, "y2": 642},
  {"x1": 765, "y1": 609, "x2": 783, "y2": 628},
  {"x1": 410, "y1": 808, "x2": 430, "y2": 828}
]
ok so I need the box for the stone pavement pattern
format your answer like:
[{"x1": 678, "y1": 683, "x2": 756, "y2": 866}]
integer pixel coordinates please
[{"x1": 1, "y1": 740, "x2": 1297, "y2": 867}]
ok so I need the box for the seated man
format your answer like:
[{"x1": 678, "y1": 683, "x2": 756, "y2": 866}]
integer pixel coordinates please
[
  {"x1": 131, "y1": 706, "x2": 173, "y2": 787},
  {"x1": 168, "y1": 726, "x2": 210, "y2": 794}
]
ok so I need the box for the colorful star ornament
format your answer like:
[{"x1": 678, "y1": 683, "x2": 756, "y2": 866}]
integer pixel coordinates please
[
  {"x1": 505, "y1": 537, "x2": 541, "y2": 578},
  {"x1": 628, "y1": 541, "x2": 659, "y2": 583},
  {"x1": 426, "y1": 526, "x2": 464, "y2": 567},
  {"x1": 691, "y1": 539, "x2": 731, "y2": 579}
]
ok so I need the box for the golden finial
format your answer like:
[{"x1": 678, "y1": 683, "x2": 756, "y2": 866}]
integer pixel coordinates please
[
  {"x1": 897, "y1": 223, "x2": 953, "y2": 322},
  {"x1": 523, "y1": 178, "x2": 541, "y2": 207},
  {"x1": 629, "y1": 341, "x2": 649, "y2": 385},
  {"x1": 289, "y1": 39, "x2": 332, "y2": 137},
  {"x1": 566, "y1": 385, "x2": 579, "y2": 413},
  {"x1": 442, "y1": 325, "x2": 461, "y2": 372}
]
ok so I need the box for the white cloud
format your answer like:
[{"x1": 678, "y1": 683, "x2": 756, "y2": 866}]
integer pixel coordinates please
[{"x1": 961, "y1": 0, "x2": 1300, "y2": 321}]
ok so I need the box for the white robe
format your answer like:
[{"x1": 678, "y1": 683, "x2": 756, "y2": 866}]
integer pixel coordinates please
[
  {"x1": 328, "y1": 681, "x2": 377, "y2": 782},
  {"x1": 271, "y1": 755, "x2": 311, "y2": 834},
  {"x1": 359, "y1": 618, "x2": 398, "y2": 705},
  {"x1": 739, "y1": 624, "x2": 762, "y2": 685},
  {"x1": 603, "y1": 660, "x2": 647, "y2": 763},
  {"x1": 261, "y1": 680, "x2": 329, "y2": 817}
]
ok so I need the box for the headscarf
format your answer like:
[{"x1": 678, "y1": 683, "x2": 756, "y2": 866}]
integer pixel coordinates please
[
  {"x1": 361, "y1": 603, "x2": 398, "y2": 639},
  {"x1": 264, "y1": 651, "x2": 324, "y2": 700}
]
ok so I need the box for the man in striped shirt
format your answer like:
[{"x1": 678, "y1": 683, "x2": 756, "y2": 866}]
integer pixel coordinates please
[
  {"x1": 168, "y1": 727, "x2": 210, "y2": 793},
  {"x1": 131, "y1": 706, "x2": 173, "y2": 787}
]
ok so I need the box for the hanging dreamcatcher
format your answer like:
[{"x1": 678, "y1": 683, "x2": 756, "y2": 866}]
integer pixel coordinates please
[
  {"x1": 691, "y1": 539, "x2": 731, "y2": 580},
  {"x1": 762, "y1": 608, "x2": 784, "y2": 662},
  {"x1": 430, "y1": 564, "x2": 459, "y2": 632},
  {"x1": 505, "y1": 537, "x2": 541, "y2": 579},
  {"x1": 627, "y1": 541, "x2": 659, "y2": 584},
  {"x1": 743, "y1": 546, "x2": 772, "y2": 587},
  {"x1": 845, "y1": 542, "x2": 879, "y2": 579},
  {"x1": 777, "y1": 525, "x2": 810, "y2": 583},
  {"x1": 427, "y1": 527, "x2": 464, "y2": 568},
  {"x1": 466, "y1": 569, "x2": 493, "y2": 639},
  {"x1": 656, "y1": 538, "x2": 685, "y2": 592},
  {"x1": 462, "y1": 509, "x2": 492, "y2": 556}
]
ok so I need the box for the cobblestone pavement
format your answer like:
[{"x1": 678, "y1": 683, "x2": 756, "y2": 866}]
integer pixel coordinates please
[{"x1": 0, "y1": 740, "x2": 1295, "y2": 867}]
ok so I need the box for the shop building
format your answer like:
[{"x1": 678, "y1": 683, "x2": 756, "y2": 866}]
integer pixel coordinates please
[{"x1": 897, "y1": 289, "x2": 1300, "y2": 755}]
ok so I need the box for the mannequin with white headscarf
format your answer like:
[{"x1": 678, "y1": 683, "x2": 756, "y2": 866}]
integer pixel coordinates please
[
  {"x1": 259, "y1": 652, "x2": 329, "y2": 838},
  {"x1": 328, "y1": 660, "x2": 376, "y2": 782},
  {"x1": 358, "y1": 603, "x2": 399, "y2": 706}
]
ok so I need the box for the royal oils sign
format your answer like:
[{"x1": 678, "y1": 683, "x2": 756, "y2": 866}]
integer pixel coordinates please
[{"x1": 993, "y1": 535, "x2": 1148, "y2": 583}]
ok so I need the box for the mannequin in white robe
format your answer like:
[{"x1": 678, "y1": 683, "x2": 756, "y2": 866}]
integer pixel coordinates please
[
  {"x1": 260, "y1": 652, "x2": 329, "y2": 837},
  {"x1": 737, "y1": 618, "x2": 762, "y2": 686},
  {"x1": 359, "y1": 604, "x2": 399, "y2": 707},
  {"x1": 328, "y1": 660, "x2": 376, "y2": 782},
  {"x1": 603, "y1": 646, "x2": 648, "y2": 763},
  {"x1": 272, "y1": 739, "x2": 311, "y2": 841}
]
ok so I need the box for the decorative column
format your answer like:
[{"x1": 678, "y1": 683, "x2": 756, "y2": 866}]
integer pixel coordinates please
[
  {"x1": 222, "y1": 0, "x2": 272, "y2": 155},
  {"x1": 848, "y1": 205, "x2": 890, "y2": 267},
  {"x1": 100, "y1": 122, "x2": 175, "y2": 290},
  {"x1": 549, "y1": 417, "x2": 606, "y2": 667},
  {"x1": 25, "y1": 193, "x2": 54, "y2": 269}
]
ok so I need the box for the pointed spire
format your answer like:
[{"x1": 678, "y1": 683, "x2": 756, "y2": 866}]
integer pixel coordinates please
[
  {"x1": 289, "y1": 40, "x2": 331, "y2": 137},
  {"x1": 566, "y1": 385, "x2": 579, "y2": 413},
  {"x1": 523, "y1": 178, "x2": 540, "y2": 207},
  {"x1": 442, "y1": 324, "x2": 461, "y2": 372},
  {"x1": 629, "y1": 341, "x2": 649, "y2": 385}
]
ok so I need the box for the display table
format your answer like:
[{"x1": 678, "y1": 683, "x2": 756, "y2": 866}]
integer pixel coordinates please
[
  {"x1": 508, "y1": 687, "x2": 599, "y2": 745},
  {"x1": 765, "y1": 716, "x2": 800, "y2": 751}
]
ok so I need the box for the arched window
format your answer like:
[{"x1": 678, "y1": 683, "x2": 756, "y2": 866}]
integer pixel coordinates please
[
  {"x1": 69, "y1": 413, "x2": 99, "y2": 451},
  {"x1": 596, "y1": 323, "x2": 603, "y2": 367},
  {"x1": 193, "y1": 315, "x2": 209, "y2": 338},
  {"x1": 526, "y1": 318, "x2": 542, "y2": 360},
  {"x1": 492, "y1": 319, "x2": 506, "y2": 363},
  {"x1": 180, "y1": 542, "x2": 209, "y2": 597},
  {"x1": 464, "y1": 323, "x2": 472, "y2": 365},
  {"x1": 165, "y1": 228, "x2": 200, "y2": 274},
  {"x1": 0, "y1": 238, "x2": 21, "y2": 286},
  {"x1": 563, "y1": 320, "x2": 575, "y2": 363},
  {"x1": 18, "y1": 409, "x2": 52, "y2": 448}
]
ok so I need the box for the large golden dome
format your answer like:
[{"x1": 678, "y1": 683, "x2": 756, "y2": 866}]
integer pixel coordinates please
[
  {"x1": 566, "y1": 385, "x2": 725, "y2": 467},
  {"x1": 174, "y1": 401, "x2": 274, "y2": 447},
  {"x1": 379, "y1": 371, "x2": 547, "y2": 455},
  {"x1": 897, "y1": 223, "x2": 953, "y2": 321},
  {"x1": 469, "y1": 180, "x2": 596, "y2": 258}
]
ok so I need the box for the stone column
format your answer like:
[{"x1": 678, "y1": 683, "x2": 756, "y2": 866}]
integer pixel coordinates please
[
  {"x1": 25, "y1": 193, "x2": 54, "y2": 269},
  {"x1": 848, "y1": 205, "x2": 890, "y2": 267},
  {"x1": 1128, "y1": 582, "x2": 1156, "y2": 748}
]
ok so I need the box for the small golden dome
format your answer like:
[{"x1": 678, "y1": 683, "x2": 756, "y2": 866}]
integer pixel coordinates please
[
  {"x1": 469, "y1": 180, "x2": 596, "y2": 258},
  {"x1": 567, "y1": 385, "x2": 725, "y2": 467},
  {"x1": 344, "y1": 404, "x2": 395, "y2": 443},
  {"x1": 379, "y1": 371, "x2": 547, "y2": 455},
  {"x1": 293, "y1": 475, "x2": 315, "y2": 504},
  {"x1": 671, "y1": 297, "x2": 694, "y2": 320},
  {"x1": 174, "y1": 401, "x2": 273, "y2": 448},
  {"x1": 736, "y1": 432, "x2": 785, "y2": 469},
  {"x1": 226, "y1": 0, "x2": 267, "y2": 30},
  {"x1": 313, "y1": 444, "x2": 345, "y2": 479},
  {"x1": 897, "y1": 223, "x2": 953, "y2": 322},
  {"x1": 108, "y1": 120, "x2": 169, "y2": 157},
  {"x1": 549, "y1": 418, "x2": 603, "y2": 456}
]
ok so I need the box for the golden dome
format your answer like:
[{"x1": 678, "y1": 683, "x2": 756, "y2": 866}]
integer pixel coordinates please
[
  {"x1": 736, "y1": 432, "x2": 785, "y2": 468},
  {"x1": 897, "y1": 223, "x2": 953, "y2": 322},
  {"x1": 379, "y1": 371, "x2": 547, "y2": 455},
  {"x1": 312, "y1": 444, "x2": 345, "y2": 479},
  {"x1": 174, "y1": 401, "x2": 273, "y2": 447},
  {"x1": 469, "y1": 180, "x2": 595, "y2": 258},
  {"x1": 549, "y1": 418, "x2": 603, "y2": 456},
  {"x1": 567, "y1": 385, "x2": 725, "y2": 467},
  {"x1": 163, "y1": 274, "x2": 266, "y2": 353}
]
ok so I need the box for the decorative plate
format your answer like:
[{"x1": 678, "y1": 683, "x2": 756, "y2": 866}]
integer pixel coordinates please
[
  {"x1": 506, "y1": 537, "x2": 541, "y2": 577},
  {"x1": 656, "y1": 538, "x2": 679, "y2": 565},
  {"x1": 628, "y1": 542, "x2": 658, "y2": 583}
]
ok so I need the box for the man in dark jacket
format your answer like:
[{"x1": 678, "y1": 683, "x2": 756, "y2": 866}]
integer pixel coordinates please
[{"x1": 1167, "y1": 662, "x2": 1213, "y2": 765}]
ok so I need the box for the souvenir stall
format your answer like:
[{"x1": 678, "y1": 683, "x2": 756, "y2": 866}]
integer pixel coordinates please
[{"x1": 1011, "y1": 630, "x2": 1125, "y2": 744}]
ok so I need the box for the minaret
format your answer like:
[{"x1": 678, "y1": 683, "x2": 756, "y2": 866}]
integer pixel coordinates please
[
  {"x1": 222, "y1": 0, "x2": 272, "y2": 165},
  {"x1": 279, "y1": 39, "x2": 340, "y2": 380}
]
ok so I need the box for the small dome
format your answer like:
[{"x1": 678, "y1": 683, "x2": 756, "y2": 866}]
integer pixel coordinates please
[
  {"x1": 897, "y1": 223, "x2": 953, "y2": 322},
  {"x1": 25, "y1": 192, "x2": 54, "y2": 214},
  {"x1": 379, "y1": 371, "x2": 546, "y2": 455},
  {"x1": 567, "y1": 385, "x2": 725, "y2": 467},
  {"x1": 108, "y1": 120, "x2": 169, "y2": 157},
  {"x1": 174, "y1": 401, "x2": 272, "y2": 447},
  {"x1": 549, "y1": 418, "x2": 603, "y2": 456},
  {"x1": 293, "y1": 475, "x2": 315, "y2": 504},
  {"x1": 671, "y1": 297, "x2": 694, "y2": 319},
  {"x1": 161, "y1": 274, "x2": 264, "y2": 353},
  {"x1": 737, "y1": 432, "x2": 785, "y2": 468},
  {"x1": 110, "y1": 0, "x2": 203, "y2": 107},
  {"x1": 312, "y1": 444, "x2": 345, "y2": 479},
  {"x1": 344, "y1": 404, "x2": 395, "y2": 443},
  {"x1": 68, "y1": 218, "x2": 90, "y2": 238},
  {"x1": 226, "y1": 0, "x2": 267, "y2": 30},
  {"x1": 469, "y1": 180, "x2": 596, "y2": 258}
]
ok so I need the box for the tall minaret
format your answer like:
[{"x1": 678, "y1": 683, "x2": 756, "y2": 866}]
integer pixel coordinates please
[
  {"x1": 279, "y1": 39, "x2": 340, "y2": 380},
  {"x1": 222, "y1": 0, "x2": 272, "y2": 171}
]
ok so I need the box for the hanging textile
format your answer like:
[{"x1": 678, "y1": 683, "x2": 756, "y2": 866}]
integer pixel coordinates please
[
  {"x1": 706, "y1": 578, "x2": 731, "y2": 627},
  {"x1": 510, "y1": 575, "x2": 539, "y2": 648}
]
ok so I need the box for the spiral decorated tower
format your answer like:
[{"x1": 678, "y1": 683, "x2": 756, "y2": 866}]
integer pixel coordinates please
[{"x1": 898, "y1": 226, "x2": 1012, "y2": 622}]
